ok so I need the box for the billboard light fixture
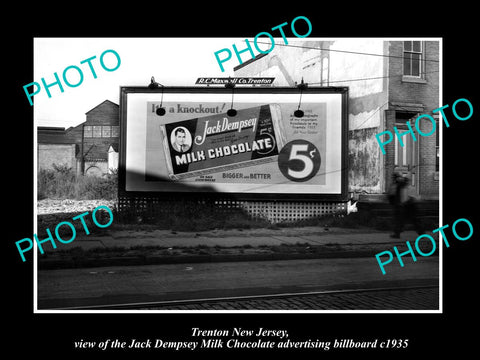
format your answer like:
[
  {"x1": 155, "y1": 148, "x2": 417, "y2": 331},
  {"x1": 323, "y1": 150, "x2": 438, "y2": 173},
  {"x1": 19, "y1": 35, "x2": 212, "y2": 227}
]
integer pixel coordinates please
[
  {"x1": 294, "y1": 78, "x2": 308, "y2": 118},
  {"x1": 225, "y1": 77, "x2": 237, "y2": 117},
  {"x1": 148, "y1": 76, "x2": 160, "y2": 89},
  {"x1": 294, "y1": 109, "x2": 304, "y2": 118},
  {"x1": 227, "y1": 108, "x2": 237, "y2": 117},
  {"x1": 149, "y1": 77, "x2": 166, "y2": 116}
]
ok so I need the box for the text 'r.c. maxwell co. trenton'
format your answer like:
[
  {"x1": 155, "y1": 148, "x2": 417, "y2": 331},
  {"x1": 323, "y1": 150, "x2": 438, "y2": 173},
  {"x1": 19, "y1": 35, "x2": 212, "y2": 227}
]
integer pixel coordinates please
[{"x1": 194, "y1": 117, "x2": 257, "y2": 145}]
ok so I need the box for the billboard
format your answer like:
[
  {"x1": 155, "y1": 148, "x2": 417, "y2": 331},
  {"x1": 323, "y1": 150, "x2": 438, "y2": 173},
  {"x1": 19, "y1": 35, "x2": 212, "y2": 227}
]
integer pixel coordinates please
[{"x1": 119, "y1": 86, "x2": 347, "y2": 200}]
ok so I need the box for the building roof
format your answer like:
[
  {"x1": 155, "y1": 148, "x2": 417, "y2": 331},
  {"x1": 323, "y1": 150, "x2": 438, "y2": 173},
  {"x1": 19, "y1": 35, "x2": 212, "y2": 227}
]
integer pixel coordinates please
[
  {"x1": 83, "y1": 142, "x2": 119, "y2": 161},
  {"x1": 108, "y1": 144, "x2": 119, "y2": 152},
  {"x1": 85, "y1": 99, "x2": 119, "y2": 115},
  {"x1": 38, "y1": 126, "x2": 81, "y2": 144},
  {"x1": 38, "y1": 99, "x2": 119, "y2": 145}
]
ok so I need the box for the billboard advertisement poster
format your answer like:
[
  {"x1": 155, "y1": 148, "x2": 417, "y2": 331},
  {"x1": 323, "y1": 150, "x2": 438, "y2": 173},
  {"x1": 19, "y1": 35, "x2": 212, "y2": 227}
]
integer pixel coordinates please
[
  {"x1": 158, "y1": 104, "x2": 286, "y2": 180},
  {"x1": 121, "y1": 88, "x2": 346, "y2": 199}
]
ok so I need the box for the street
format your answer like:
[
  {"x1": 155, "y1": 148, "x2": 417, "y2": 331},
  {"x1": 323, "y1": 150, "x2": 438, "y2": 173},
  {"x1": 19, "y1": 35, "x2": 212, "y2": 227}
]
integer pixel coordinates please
[
  {"x1": 37, "y1": 256, "x2": 439, "y2": 310},
  {"x1": 141, "y1": 286, "x2": 439, "y2": 311}
]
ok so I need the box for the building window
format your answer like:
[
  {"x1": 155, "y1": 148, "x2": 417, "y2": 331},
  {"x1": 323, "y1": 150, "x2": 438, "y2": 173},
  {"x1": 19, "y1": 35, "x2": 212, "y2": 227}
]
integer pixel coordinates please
[
  {"x1": 403, "y1": 41, "x2": 423, "y2": 77},
  {"x1": 111, "y1": 126, "x2": 119, "y2": 137},
  {"x1": 84, "y1": 125, "x2": 92, "y2": 137},
  {"x1": 92, "y1": 125, "x2": 102, "y2": 137},
  {"x1": 102, "y1": 126, "x2": 111, "y2": 137},
  {"x1": 84, "y1": 125, "x2": 119, "y2": 138}
]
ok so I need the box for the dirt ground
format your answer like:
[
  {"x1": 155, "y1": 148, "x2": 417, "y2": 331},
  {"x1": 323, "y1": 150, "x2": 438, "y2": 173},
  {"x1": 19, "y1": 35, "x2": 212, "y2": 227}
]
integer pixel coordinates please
[{"x1": 37, "y1": 199, "x2": 117, "y2": 215}]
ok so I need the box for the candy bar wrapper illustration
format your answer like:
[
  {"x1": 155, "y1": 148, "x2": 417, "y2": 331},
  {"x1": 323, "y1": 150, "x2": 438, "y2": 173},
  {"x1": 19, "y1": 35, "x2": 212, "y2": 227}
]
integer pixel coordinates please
[{"x1": 160, "y1": 104, "x2": 286, "y2": 180}]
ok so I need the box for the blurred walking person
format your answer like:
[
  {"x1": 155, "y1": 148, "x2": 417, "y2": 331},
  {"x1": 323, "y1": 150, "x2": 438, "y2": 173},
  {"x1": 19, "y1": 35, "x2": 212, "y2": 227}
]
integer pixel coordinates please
[{"x1": 388, "y1": 172, "x2": 424, "y2": 238}]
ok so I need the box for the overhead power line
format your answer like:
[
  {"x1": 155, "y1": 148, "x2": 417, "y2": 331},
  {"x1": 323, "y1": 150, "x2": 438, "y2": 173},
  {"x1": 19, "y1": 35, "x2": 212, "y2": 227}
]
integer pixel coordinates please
[
  {"x1": 253, "y1": 41, "x2": 440, "y2": 63},
  {"x1": 309, "y1": 70, "x2": 440, "y2": 86}
]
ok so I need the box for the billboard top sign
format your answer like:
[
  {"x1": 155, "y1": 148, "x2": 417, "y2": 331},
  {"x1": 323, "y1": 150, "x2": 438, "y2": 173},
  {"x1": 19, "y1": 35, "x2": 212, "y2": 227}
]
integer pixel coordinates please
[
  {"x1": 195, "y1": 77, "x2": 275, "y2": 85},
  {"x1": 119, "y1": 86, "x2": 348, "y2": 201}
]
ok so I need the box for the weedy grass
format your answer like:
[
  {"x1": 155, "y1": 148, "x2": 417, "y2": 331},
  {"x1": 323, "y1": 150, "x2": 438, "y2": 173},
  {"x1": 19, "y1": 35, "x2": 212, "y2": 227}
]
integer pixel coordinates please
[{"x1": 38, "y1": 164, "x2": 117, "y2": 201}]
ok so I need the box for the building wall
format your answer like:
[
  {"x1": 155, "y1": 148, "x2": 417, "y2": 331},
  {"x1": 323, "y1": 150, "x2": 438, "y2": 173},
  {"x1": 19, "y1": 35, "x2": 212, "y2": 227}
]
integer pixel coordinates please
[
  {"x1": 328, "y1": 40, "x2": 388, "y2": 194},
  {"x1": 417, "y1": 120, "x2": 438, "y2": 197},
  {"x1": 235, "y1": 39, "x2": 389, "y2": 195},
  {"x1": 85, "y1": 161, "x2": 108, "y2": 176},
  {"x1": 38, "y1": 126, "x2": 81, "y2": 174},
  {"x1": 38, "y1": 143, "x2": 77, "y2": 172},
  {"x1": 388, "y1": 41, "x2": 439, "y2": 114},
  {"x1": 86, "y1": 100, "x2": 119, "y2": 125}
]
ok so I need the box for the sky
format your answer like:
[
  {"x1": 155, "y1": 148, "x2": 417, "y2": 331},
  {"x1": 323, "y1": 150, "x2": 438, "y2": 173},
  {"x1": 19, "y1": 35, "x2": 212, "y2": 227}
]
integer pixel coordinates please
[
  {"x1": 33, "y1": 38, "x2": 237, "y2": 128},
  {"x1": 32, "y1": 37, "x2": 440, "y2": 129}
]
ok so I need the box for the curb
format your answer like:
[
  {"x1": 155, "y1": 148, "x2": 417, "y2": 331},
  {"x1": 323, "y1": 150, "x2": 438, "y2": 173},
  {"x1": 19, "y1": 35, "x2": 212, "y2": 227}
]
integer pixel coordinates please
[
  {"x1": 38, "y1": 252, "x2": 368, "y2": 270},
  {"x1": 38, "y1": 248, "x2": 438, "y2": 270}
]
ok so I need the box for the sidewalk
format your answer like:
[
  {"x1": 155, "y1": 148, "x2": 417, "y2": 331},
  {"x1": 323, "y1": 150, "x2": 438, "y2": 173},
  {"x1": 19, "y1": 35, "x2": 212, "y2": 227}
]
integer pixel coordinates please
[{"x1": 38, "y1": 226, "x2": 436, "y2": 270}]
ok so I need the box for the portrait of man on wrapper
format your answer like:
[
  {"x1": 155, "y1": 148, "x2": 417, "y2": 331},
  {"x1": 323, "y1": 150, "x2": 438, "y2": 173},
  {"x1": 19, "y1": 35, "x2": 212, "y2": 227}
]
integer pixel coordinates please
[{"x1": 171, "y1": 127, "x2": 191, "y2": 153}]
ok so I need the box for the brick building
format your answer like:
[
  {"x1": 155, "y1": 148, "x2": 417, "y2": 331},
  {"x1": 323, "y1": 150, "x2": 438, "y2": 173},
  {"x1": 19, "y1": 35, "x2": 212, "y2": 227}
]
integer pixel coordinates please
[
  {"x1": 385, "y1": 41, "x2": 440, "y2": 199},
  {"x1": 234, "y1": 39, "x2": 440, "y2": 201},
  {"x1": 81, "y1": 100, "x2": 120, "y2": 176},
  {"x1": 37, "y1": 100, "x2": 119, "y2": 176}
]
